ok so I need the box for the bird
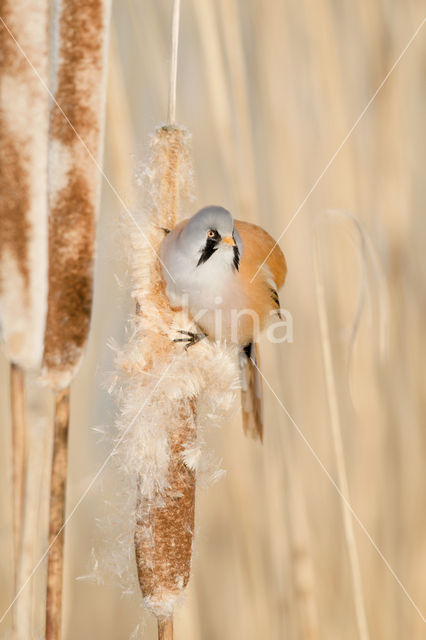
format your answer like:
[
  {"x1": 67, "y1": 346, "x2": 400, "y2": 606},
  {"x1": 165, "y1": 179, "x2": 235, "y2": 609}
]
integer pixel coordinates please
[{"x1": 160, "y1": 205, "x2": 287, "y2": 442}]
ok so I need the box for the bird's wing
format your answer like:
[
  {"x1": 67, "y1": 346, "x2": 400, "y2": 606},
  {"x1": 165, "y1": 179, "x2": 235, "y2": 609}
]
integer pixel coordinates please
[
  {"x1": 234, "y1": 220, "x2": 287, "y2": 290},
  {"x1": 240, "y1": 342, "x2": 263, "y2": 442},
  {"x1": 234, "y1": 220, "x2": 287, "y2": 344}
]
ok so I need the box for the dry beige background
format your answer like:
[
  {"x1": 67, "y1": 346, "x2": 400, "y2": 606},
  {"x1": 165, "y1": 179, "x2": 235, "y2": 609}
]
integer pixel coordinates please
[{"x1": 1, "y1": 0, "x2": 426, "y2": 638}]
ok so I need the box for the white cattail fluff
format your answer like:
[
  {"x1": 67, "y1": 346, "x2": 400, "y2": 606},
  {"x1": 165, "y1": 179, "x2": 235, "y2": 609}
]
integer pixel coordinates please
[
  {"x1": 0, "y1": 1, "x2": 49, "y2": 371},
  {"x1": 109, "y1": 126, "x2": 239, "y2": 619}
]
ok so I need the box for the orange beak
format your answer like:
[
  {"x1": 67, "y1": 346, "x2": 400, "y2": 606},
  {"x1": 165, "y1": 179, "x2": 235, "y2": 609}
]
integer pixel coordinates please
[{"x1": 222, "y1": 235, "x2": 236, "y2": 246}]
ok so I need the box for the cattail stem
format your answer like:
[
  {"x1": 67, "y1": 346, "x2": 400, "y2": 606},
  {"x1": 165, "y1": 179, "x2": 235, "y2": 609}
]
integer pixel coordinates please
[
  {"x1": 45, "y1": 387, "x2": 70, "y2": 640},
  {"x1": 10, "y1": 363, "x2": 26, "y2": 590},
  {"x1": 158, "y1": 616, "x2": 173, "y2": 640}
]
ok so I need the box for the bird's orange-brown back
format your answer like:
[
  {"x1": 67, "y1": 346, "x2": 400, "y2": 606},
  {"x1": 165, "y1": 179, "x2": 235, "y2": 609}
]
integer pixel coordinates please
[{"x1": 235, "y1": 220, "x2": 287, "y2": 289}]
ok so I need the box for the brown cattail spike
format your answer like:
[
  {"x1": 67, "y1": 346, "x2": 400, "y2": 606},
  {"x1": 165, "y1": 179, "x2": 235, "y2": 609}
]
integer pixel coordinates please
[
  {"x1": 42, "y1": 0, "x2": 111, "y2": 391},
  {"x1": 0, "y1": 1, "x2": 49, "y2": 371},
  {"x1": 134, "y1": 403, "x2": 196, "y2": 614}
]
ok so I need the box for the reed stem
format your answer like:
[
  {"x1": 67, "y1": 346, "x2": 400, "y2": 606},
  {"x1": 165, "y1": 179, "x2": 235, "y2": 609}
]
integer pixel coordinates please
[
  {"x1": 158, "y1": 616, "x2": 173, "y2": 640},
  {"x1": 167, "y1": 0, "x2": 181, "y2": 124},
  {"x1": 313, "y1": 236, "x2": 369, "y2": 640},
  {"x1": 10, "y1": 363, "x2": 26, "y2": 590},
  {"x1": 45, "y1": 387, "x2": 70, "y2": 640}
]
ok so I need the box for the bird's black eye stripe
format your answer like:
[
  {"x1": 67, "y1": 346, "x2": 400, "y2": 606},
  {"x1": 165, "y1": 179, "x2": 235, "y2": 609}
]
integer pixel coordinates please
[{"x1": 197, "y1": 236, "x2": 218, "y2": 266}]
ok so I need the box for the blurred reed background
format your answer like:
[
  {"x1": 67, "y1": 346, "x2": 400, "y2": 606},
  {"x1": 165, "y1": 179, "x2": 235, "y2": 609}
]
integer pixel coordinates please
[{"x1": 1, "y1": 0, "x2": 425, "y2": 638}]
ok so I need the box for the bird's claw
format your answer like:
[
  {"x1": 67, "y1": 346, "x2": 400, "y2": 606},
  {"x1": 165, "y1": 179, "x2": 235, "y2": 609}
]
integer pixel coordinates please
[{"x1": 173, "y1": 329, "x2": 205, "y2": 350}]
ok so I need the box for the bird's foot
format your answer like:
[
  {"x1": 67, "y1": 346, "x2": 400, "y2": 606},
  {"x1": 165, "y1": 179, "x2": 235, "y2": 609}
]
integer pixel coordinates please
[{"x1": 173, "y1": 329, "x2": 205, "y2": 350}]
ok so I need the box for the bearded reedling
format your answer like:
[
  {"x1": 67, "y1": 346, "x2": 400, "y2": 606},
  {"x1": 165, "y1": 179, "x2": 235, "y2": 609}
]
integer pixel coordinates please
[{"x1": 161, "y1": 205, "x2": 287, "y2": 440}]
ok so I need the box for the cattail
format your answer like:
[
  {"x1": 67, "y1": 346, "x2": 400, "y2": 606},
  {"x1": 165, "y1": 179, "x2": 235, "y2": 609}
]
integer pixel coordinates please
[
  {"x1": 43, "y1": 2, "x2": 110, "y2": 638},
  {"x1": 112, "y1": 123, "x2": 239, "y2": 637},
  {"x1": 0, "y1": 2, "x2": 49, "y2": 630},
  {"x1": 131, "y1": 124, "x2": 196, "y2": 624},
  {"x1": 110, "y1": 7, "x2": 240, "y2": 635},
  {"x1": 119, "y1": 125, "x2": 195, "y2": 624}
]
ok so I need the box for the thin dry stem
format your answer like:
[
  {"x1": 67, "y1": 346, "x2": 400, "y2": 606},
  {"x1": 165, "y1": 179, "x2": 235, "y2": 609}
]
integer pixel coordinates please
[
  {"x1": 14, "y1": 406, "x2": 51, "y2": 640},
  {"x1": 158, "y1": 616, "x2": 173, "y2": 640},
  {"x1": 10, "y1": 363, "x2": 26, "y2": 591},
  {"x1": 313, "y1": 235, "x2": 369, "y2": 640},
  {"x1": 45, "y1": 388, "x2": 70, "y2": 640},
  {"x1": 167, "y1": 0, "x2": 181, "y2": 124}
]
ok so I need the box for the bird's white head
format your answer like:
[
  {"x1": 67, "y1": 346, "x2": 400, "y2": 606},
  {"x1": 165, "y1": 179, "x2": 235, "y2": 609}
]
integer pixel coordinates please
[{"x1": 179, "y1": 206, "x2": 243, "y2": 271}]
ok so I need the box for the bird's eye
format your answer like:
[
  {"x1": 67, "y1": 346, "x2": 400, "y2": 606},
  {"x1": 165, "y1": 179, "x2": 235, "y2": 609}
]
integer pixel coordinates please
[{"x1": 207, "y1": 229, "x2": 215, "y2": 239}]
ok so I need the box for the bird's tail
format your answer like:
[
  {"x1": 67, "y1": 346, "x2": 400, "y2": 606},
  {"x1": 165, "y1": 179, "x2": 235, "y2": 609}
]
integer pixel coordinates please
[{"x1": 240, "y1": 342, "x2": 263, "y2": 442}]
